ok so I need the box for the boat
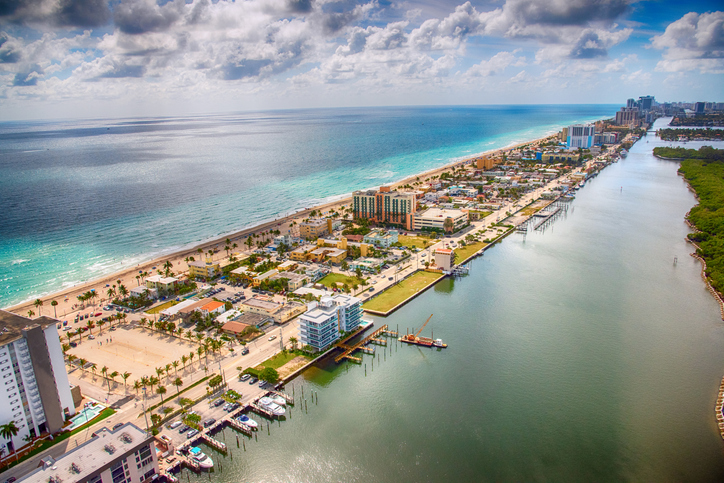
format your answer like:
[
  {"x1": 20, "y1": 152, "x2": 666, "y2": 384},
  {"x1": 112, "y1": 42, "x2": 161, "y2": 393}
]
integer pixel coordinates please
[
  {"x1": 189, "y1": 447, "x2": 214, "y2": 469},
  {"x1": 433, "y1": 339, "x2": 446, "y2": 347},
  {"x1": 237, "y1": 414, "x2": 258, "y2": 429},
  {"x1": 258, "y1": 397, "x2": 285, "y2": 415},
  {"x1": 270, "y1": 395, "x2": 287, "y2": 406}
]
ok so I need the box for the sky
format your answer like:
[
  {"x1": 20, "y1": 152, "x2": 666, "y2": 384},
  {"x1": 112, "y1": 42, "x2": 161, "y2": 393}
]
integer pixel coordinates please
[{"x1": 0, "y1": 0, "x2": 722, "y2": 120}]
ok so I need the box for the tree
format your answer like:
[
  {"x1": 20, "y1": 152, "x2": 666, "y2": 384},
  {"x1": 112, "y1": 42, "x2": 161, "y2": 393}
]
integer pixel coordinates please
[
  {"x1": 150, "y1": 413, "x2": 162, "y2": 428},
  {"x1": 0, "y1": 420, "x2": 19, "y2": 459},
  {"x1": 109, "y1": 371, "x2": 119, "y2": 391},
  {"x1": 133, "y1": 380, "x2": 142, "y2": 395},
  {"x1": 122, "y1": 372, "x2": 131, "y2": 392},
  {"x1": 173, "y1": 377, "x2": 184, "y2": 401},
  {"x1": 50, "y1": 300, "x2": 58, "y2": 318},
  {"x1": 172, "y1": 360, "x2": 179, "y2": 376},
  {"x1": 27, "y1": 310, "x2": 34, "y2": 318},
  {"x1": 156, "y1": 386, "x2": 167, "y2": 405},
  {"x1": 181, "y1": 354, "x2": 188, "y2": 370},
  {"x1": 288, "y1": 336, "x2": 298, "y2": 350},
  {"x1": 260, "y1": 367, "x2": 279, "y2": 384},
  {"x1": 208, "y1": 374, "x2": 223, "y2": 390},
  {"x1": 341, "y1": 260, "x2": 349, "y2": 272}
]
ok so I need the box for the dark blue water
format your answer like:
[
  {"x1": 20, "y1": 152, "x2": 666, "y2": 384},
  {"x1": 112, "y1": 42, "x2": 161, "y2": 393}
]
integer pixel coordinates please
[{"x1": 0, "y1": 105, "x2": 616, "y2": 307}]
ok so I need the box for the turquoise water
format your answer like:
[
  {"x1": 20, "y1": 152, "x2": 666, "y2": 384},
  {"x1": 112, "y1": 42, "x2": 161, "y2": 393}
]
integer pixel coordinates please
[
  {"x1": 67, "y1": 404, "x2": 104, "y2": 429},
  {"x1": 0, "y1": 105, "x2": 616, "y2": 307},
  {"x1": 175, "y1": 119, "x2": 724, "y2": 481}
]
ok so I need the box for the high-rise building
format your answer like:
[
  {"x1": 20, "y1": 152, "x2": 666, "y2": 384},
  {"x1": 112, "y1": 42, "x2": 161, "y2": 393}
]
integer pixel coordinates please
[
  {"x1": 626, "y1": 98, "x2": 637, "y2": 109},
  {"x1": 615, "y1": 107, "x2": 639, "y2": 126},
  {"x1": 695, "y1": 102, "x2": 706, "y2": 114},
  {"x1": 639, "y1": 95, "x2": 655, "y2": 111},
  {"x1": 19, "y1": 423, "x2": 159, "y2": 483},
  {"x1": 0, "y1": 311, "x2": 75, "y2": 455},
  {"x1": 567, "y1": 124, "x2": 595, "y2": 149},
  {"x1": 298, "y1": 294, "x2": 363, "y2": 350},
  {"x1": 352, "y1": 187, "x2": 416, "y2": 230}
]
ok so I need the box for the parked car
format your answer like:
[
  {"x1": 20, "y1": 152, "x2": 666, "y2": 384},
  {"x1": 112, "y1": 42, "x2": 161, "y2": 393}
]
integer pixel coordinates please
[
  {"x1": 212, "y1": 399, "x2": 225, "y2": 407},
  {"x1": 249, "y1": 377, "x2": 257, "y2": 384},
  {"x1": 88, "y1": 335, "x2": 95, "y2": 340},
  {"x1": 240, "y1": 374, "x2": 251, "y2": 381},
  {"x1": 258, "y1": 380, "x2": 266, "y2": 388},
  {"x1": 268, "y1": 335, "x2": 277, "y2": 341},
  {"x1": 228, "y1": 403, "x2": 240, "y2": 411},
  {"x1": 203, "y1": 419, "x2": 216, "y2": 428},
  {"x1": 177, "y1": 424, "x2": 190, "y2": 433},
  {"x1": 241, "y1": 347, "x2": 249, "y2": 355},
  {"x1": 112, "y1": 423, "x2": 124, "y2": 430},
  {"x1": 186, "y1": 429, "x2": 199, "y2": 438},
  {"x1": 69, "y1": 342, "x2": 77, "y2": 348}
]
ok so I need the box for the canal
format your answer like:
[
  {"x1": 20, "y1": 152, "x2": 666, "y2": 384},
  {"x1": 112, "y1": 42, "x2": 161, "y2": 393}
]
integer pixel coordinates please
[{"x1": 182, "y1": 121, "x2": 724, "y2": 482}]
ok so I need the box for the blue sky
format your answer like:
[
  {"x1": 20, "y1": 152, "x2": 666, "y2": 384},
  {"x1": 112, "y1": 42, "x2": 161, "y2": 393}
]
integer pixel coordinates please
[{"x1": 0, "y1": 0, "x2": 721, "y2": 120}]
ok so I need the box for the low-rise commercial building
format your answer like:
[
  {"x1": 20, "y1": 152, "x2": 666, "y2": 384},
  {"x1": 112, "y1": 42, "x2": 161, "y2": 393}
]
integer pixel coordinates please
[
  {"x1": 434, "y1": 248, "x2": 454, "y2": 271},
  {"x1": 145, "y1": 275, "x2": 178, "y2": 295},
  {"x1": 0, "y1": 311, "x2": 76, "y2": 454},
  {"x1": 363, "y1": 229, "x2": 399, "y2": 248},
  {"x1": 299, "y1": 219, "x2": 329, "y2": 240},
  {"x1": 413, "y1": 208, "x2": 468, "y2": 233},
  {"x1": 270, "y1": 271, "x2": 308, "y2": 291},
  {"x1": 350, "y1": 257, "x2": 384, "y2": 273},
  {"x1": 253, "y1": 269, "x2": 279, "y2": 287},
  {"x1": 18, "y1": 423, "x2": 159, "y2": 483}
]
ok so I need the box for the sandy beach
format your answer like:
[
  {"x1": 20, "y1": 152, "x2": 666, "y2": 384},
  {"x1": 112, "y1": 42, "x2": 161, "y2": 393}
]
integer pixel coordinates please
[{"x1": 5, "y1": 132, "x2": 558, "y2": 318}]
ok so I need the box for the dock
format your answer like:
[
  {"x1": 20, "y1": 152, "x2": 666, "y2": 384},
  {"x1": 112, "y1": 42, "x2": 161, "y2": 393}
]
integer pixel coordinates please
[
  {"x1": 335, "y1": 324, "x2": 395, "y2": 363},
  {"x1": 533, "y1": 207, "x2": 561, "y2": 230}
]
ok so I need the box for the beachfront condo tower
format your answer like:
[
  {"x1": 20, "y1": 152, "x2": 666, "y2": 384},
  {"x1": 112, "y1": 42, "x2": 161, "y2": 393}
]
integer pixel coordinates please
[
  {"x1": 567, "y1": 124, "x2": 595, "y2": 149},
  {"x1": 0, "y1": 310, "x2": 76, "y2": 456},
  {"x1": 352, "y1": 187, "x2": 417, "y2": 230}
]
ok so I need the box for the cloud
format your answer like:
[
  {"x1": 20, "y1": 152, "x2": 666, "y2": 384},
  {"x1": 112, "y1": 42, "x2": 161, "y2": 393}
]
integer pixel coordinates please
[
  {"x1": 113, "y1": 0, "x2": 187, "y2": 35},
  {"x1": 465, "y1": 51, "x2": 525, "y2": 77},
  {"x1": 12, "y1": 64, "x2": 42, "y2": 86},
  {"x1": 0, "y1": 0, "x2": 110, "y2": 28},
  {"x1": 651, "y1": 11, "x2": 724, "y2": 73},
  {"x1": 503, "y1": 0, "x2": 628, "y2": 27}
]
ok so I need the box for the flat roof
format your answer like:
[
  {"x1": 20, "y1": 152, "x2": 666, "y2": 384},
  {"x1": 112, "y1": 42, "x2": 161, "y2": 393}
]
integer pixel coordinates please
[
  {"x1": 415, "y1": 208, "x2": 467, "y2": 219},
  {"x1": 18, "y1": 423, "x2": 151, "y2": 483},
  {"x1": 178, "y1": 297, "x2": 214, "y2": 314},
  {"x1": 146, "y1": 275, "x2": 178, "y2": 284},
  {"x1": 242, "y1": 297, "x2": 281, "y2": 312},
  {"x1": 0, "y1": 310, "x2": 57, "y2": 346}
]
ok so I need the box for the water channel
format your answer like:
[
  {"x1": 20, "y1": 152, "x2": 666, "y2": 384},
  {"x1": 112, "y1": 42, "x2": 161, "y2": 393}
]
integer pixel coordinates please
[{"x1": 182, "y1": 120, "x2": 724, "y2": 482}]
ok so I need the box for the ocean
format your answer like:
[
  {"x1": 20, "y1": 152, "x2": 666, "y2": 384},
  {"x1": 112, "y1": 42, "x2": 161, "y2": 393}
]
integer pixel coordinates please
[{"x1": 0, "y1": 105, "x2": 616, "y2": 308}]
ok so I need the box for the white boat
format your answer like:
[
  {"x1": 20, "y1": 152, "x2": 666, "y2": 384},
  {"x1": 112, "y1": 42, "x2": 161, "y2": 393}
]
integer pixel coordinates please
[
  {"x1": 270, "y1": 395, "x2": 286, "y2": 406},
  {"x1": 258, "y1": 397, "x2": 285, "y2": 416},
  {"x1": 433, "y1": 339, "x2": 445, "y2": 347},
  {"x1": 189, "y1": 447, "x2": 214, "y2": 469},
  {"x1": 237, "y1": 414, "x2": 258, "y2": 429}
]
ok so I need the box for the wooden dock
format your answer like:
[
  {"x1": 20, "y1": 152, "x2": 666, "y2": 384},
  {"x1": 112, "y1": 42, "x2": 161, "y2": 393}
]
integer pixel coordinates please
[{"x1": 335, "y1": 325, "x2": 392, "y2": 363}]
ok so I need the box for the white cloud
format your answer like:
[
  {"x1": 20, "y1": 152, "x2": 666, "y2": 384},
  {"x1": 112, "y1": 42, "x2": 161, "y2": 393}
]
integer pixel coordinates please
[
  {"x1": 465, "y1": 51, "x2": 526, "y2": 77},
  {"x1": 651, "y1": 11, "x2": 724, "y2": 74}
]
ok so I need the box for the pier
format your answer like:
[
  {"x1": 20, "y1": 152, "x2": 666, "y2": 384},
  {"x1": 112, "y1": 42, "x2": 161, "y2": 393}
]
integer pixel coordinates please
[
  {"x1": 533, "y1": 207, "x2": 561, "y2": 230},
  {"x1": 335, "y1": 324, "x2": 395, "y2": 363}
]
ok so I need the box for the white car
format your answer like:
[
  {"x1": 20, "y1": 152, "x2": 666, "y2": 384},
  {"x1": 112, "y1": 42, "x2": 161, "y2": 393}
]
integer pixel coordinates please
[{"x1": 268, "y1": 335, "x2": 277, "y2": 341}]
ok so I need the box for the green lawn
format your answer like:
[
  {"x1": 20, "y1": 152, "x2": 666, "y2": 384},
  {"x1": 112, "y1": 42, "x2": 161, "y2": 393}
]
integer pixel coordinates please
[
  {"x1": 146, "y1": 300, "x2": 179, "y2": 314},
  {"x1": 397, "y1": 235, "x2": 433, "y2": 250},
  {"x1": 454, "y1": 241, "x2": 488, "y2": 263},
  {"x1": 318, "y1": 273, "x2": 365, "y2": 288},
  {"x1": 257, "y1": 350, "x2": 311, "y2": 370},
  {"x1": 363, "y1": 271, "x2": 443, "y2": 313}
]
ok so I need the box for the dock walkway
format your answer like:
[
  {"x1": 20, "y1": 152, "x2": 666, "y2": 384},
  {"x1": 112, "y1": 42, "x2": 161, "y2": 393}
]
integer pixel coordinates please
[{"x1": 335, "y1": 325, "x2": 391, "y2": 363}]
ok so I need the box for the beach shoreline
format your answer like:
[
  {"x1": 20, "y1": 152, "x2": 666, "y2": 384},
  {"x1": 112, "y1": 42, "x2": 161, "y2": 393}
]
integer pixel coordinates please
[{"x1": 5, "y1": 130, "x2": 563, "y2": 316}]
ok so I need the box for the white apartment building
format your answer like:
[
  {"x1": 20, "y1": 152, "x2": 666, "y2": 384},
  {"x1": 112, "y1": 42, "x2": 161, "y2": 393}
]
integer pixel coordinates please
[
  {"x1": 299, "y1": 294, "x2": 362, "y2": 350},
  {"x1": 19, "y1": 422, "x2": 159, "y2": 483},
  {"x1": 0, "y1": 311, "x2": 76, "y2": 455},
  {"x1": 567, "y1": 124, "x2": 595, "y2": 149}
]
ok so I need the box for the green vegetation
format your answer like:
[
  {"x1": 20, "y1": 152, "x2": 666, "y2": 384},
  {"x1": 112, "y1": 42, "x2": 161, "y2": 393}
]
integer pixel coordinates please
[
  {"x1": 318, "y1": 273, "x2": 365, "y2": 289},
  {"x1": 653, "y1": 146, "x2": 724, "y2": 161},
  {"x1": 146, "y1": 300, "x2": 179, "y2": 314},
  {"x1": 679, "y1": 150, "x2": 724, "y2": 296},
  {"x1": 260, "y1": 367, "x2": 280, "y2": 384},
  {"x1": 363, "y1": 271, "x2": 443, "y2": 313},
  {"x1": 658, "y1": 128, "x2": 724, "y2": 141},
  {"x1": 453, "y1": 241, "x2": 488, "y2": 263},
  {"x1": 258, "y1": 350, "x2": 308, "y2": 370},
  {"x1": 397, "y1": 235, "x2": 432, "y2": 250}
]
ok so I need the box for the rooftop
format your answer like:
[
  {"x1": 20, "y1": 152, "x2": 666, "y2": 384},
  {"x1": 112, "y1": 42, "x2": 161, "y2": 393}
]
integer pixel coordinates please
[
  {"x1": 145, "y1": 275, "x2": 178, "y2": 284},
  {"x1": 242, "y1": 297, "x2": 282, "y2": 312},
  {"x1": 18, "y1": 423, "x2": 152, "y2": 483},
  {"x1": 201, "y1": 301, "x2": 225, "y2": 312},
  {"x1": 0, "y1": 310, "x2": 57, "y2": 346}
]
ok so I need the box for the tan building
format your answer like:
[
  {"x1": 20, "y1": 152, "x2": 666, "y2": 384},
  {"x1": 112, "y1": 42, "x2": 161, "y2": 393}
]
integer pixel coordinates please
[
  {"x1": 270, "y1": 271, "x2": 308, "y2": 291},
  {"x1": 145, "y1": 275, "x2": 178, "y2": 294},
  {"x1": 188, "y1": 257, "x2": 221, "y2": 279},
  {"x1": 241, "y1": 297, "x2": 307, "y2": 323},
  {"x1": 434, "y1": 248, "x2": 454, "y2": 271},
  {"x1": 476, "y1": 157, "x2": 499, "y2": 170},
  {"x1": 352, "y1": 187, "x2": 417, "y2": 230},
  {"x1": 253, "y1": 269, "x2": 279, "y2": 287},
  {"x1": 300, "y1": 219, "x2": 330, "y2": 240}
]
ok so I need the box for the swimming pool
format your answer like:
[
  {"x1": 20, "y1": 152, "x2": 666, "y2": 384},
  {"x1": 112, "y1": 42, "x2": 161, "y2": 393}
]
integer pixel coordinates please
[{"x1": 67, "y1": 404, "x2": 104, "y2": 429}]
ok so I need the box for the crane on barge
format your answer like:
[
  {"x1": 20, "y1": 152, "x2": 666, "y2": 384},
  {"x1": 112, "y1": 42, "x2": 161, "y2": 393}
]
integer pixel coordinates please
[{"x1": 400, "y1": 314, "x2": 447, "y2": 348}]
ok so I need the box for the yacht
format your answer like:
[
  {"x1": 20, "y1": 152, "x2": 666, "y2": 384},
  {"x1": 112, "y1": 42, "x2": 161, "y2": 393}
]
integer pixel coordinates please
[
  {"x1": 189, "y1": 447, "x2": 214, "y2": 469},
  {"x1": 259, "y1": 397, "x2": 286, "y2": 416},
  {"x1": 270, "y1": 395, "x2": 287, "y2": 406},
  {"x1": 237, "y1": 414, "x2": 258, "y2": 429}
]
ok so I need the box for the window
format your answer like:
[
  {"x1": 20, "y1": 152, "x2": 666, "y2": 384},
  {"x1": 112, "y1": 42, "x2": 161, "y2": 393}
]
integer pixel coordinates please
[
  {"x1": 89, "y1": 476, "x2": 102, "y2": 483},
  {"x1": 110, "y1": 460, "x2": 129, "y2": 483}
]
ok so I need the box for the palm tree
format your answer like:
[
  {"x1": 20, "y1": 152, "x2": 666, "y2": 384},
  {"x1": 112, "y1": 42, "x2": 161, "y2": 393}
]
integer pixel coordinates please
[
  {"x1": 198, "y1": 346, "x2": 205, "y2": 366},
  {"x1": 133, "y1": 380, "x2": 141, "y2": 395},
  {"x1": 78, "y1": 358, "x2": 87, "y2": 372},
  {"x1": 50, "y1": 300, "x2": 58, "y2": 318},
  {"x1": 185, "y1": 330, "x2": 193, "y2": 341},
  {"x1": 107, "y1": 288, "x2": 115, "y2": 300},
  {"x1": 98, "y1": 319, "x2": 106, "y2": 333},
  {"x1": 90, "y1": 363, "x2": 97, "y2": 377},
  {"x1": 189, "y1": 351, "x2": 195, "y2": 366},
  {"x1": 181, "y1": 354, "x2": 188, "y2": 371},
  {"x1": 67, "y1": 354, "x2": 77, "y2": 367},
  {"x1": 156, "y1": 386, "x2": 167, "y2": 405},
  {"x1": 118, "y1": 285, "x2": 128, "y2": 298},
  {"x1": 122, "y1": 372, "x2": 131, "y2": 392},
  {"x1": 172, "y1": 360, "x2": 179, "y2": 376},
  {"x1": 0, "y1": 421, "x2": 19, "y2": 460},
  {"x1": 27, "y1": 310, "x2": 34, "y2": 318},
  {"x1": 101, "y1": 365, "x2": 108, "y2": 380},
  {"x1": 289, "y1": 336, "x2": 298, "y2": 350},
  {"x1": 108, "y1": 371, "x2": 119, "y2": 391},
  {"x1": 86, "y1": 320, "x2": 94, "y2": 334},
  {"x1": 155, "y1": 367, "x2": 164, "y2": 380},
  {"x1": 165, "y1": 364, "x2": 172, "y2": 381},
  {"x1": 224, "y1": 244, "x2": 231, "y2": 258},
  {"x1": 149, "y1": 376, "x2": 159, "y2": 393},
  {"x1": 173, "y1": 377, "x2": 183, "y2": 402}
]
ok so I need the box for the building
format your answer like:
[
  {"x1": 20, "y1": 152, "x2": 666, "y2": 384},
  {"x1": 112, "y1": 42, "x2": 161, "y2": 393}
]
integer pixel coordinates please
[
  {"x1": 144, "y1": 275, "x2": 178, "y2": 295},
  {"x1": 188, "y1": 257, "x2": 221, "y2": 280},
  {"x1": 18, "y1": 422, "x2": 159, "y2": 483},
  {"x1": 352, "y1": 187, "x2": 417, "y2": 230},
  {"x1": 567, "y1": 124, "x2": 595, "y2": 149},
  {"x1": 350, "y1": 257, "x2": 384, "y2": 273},
  {"x1": 615, "y1": 107, "x2": 639, "y2": 126},
  {"x1": 253, "y1": 269, "x2": 279, "y2": 287},
  {"x1": 695, "y1": 102, "x2": 706, "y2": 114},
  {"x1": 363, "y1": 229, "x2": 399, "y2": 248},
  {"x1": 541, "y1": 152, "x2": 578, "y2": 163},
  {"x1": 130, "y1": 286, "x2": 157, "y2": 300},
  {"x1": 413, "y1": 208, "x2": 468, "y2": 233},
  {"x1": 639, "y1": 95, "x2": 655, "y2": 111},
  {"x1": 476, "y1": 157, "x2": 498, "y2": 170},
  {"x1": 594, "y1": 132, "x2": 619, "y2": 145},
  {"x1": 332, "y1": 294, "x2": 363, "y2": 332},
  {"x1": 434, "y1": 248, "x2": 454, "y2": 271},
  {"x1": 298, "y1": 294, "x2": 363, "y2": 350},
  {"x1": 308, "y1": 247, "x2": 347, "y2": 264},
  {"x1": 299, "y1": 219, "x2": 329, "y2": 240},
  {"x1": 0, "y1": 311, "x2": 76, "y2": 455},
  {"x1": 270, "y1": 271, "x2": 308, "y2": 291},
  {"x1": 241, "y1": 298, "x2": 306, "y2": 323},
  {"x1": 289, "y1": 245, "x2": 315, "y2": 262},
  {"x1": 199, "y1": 300, "x2": 226, "y2": 317}
]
